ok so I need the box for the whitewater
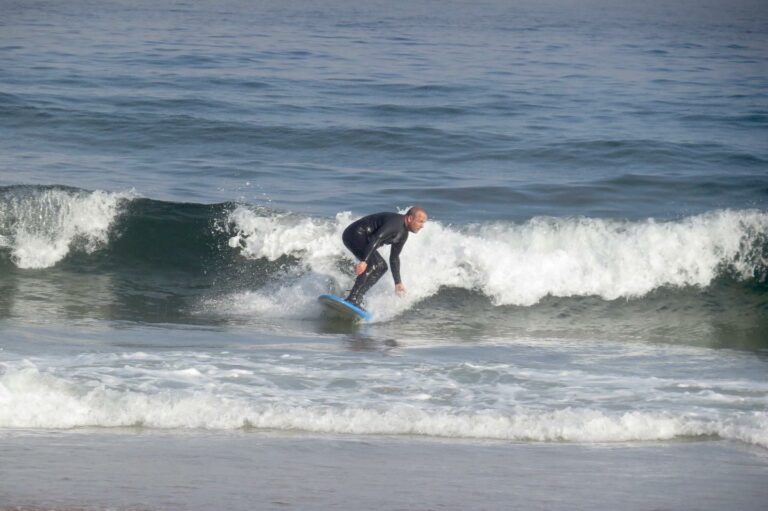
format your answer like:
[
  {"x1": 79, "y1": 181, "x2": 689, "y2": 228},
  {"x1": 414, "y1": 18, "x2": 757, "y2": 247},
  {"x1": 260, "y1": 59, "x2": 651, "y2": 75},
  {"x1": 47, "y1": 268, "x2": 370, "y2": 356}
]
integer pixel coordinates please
[
  {"x1": 1, "y1": 186, "x2": 767, "y2": 452},
  {"x1": 2, "y1": 334, "x2": 767, "y2": 448},
  {"x1": 225, "y1": 204, "x2": 768, "y2": 315},
  {"x1": 2, "y1": 186, "x2": 766, "y2": 322}
]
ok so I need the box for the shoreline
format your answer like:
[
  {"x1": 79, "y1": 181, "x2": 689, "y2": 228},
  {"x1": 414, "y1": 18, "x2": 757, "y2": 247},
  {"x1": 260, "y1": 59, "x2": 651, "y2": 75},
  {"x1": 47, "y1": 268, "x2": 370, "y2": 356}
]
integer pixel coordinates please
[{"x1": 2, "y1": 430, "x2": 767, "y2": 511}]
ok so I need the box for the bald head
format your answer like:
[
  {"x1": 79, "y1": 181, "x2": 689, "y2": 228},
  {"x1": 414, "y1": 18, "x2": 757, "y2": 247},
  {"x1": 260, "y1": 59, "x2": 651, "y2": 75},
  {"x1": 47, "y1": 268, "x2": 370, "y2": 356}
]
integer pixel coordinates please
[
  {"x1": 406, "y1": 206, "x2": 427, "y2": 218},
  {"x1": 404, "y1": 206, "x2": 428, "y2": 233}
]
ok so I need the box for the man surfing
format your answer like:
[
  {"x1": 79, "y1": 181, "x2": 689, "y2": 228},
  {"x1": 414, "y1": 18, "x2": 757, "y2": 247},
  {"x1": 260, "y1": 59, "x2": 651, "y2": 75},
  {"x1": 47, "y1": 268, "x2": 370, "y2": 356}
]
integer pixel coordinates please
[{"x1": 341, "y1": 207, "x2": 428, "y2": 309}]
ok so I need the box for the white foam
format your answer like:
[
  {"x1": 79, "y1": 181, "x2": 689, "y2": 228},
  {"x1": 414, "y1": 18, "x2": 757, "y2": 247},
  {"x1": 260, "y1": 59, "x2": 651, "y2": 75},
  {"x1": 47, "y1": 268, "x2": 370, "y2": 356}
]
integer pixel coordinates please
[
  {"x1": 227, "y1": 208, "x2": 353, "y2": 272},
  {"x1": 0, "y1": 188, "x2": 133, "y2": 269},
  {"x1": 225, "y1": 208, "x2": 768, "y2": 318},
  {"x1": 1, "y1": 364, "x2": 765, "y2": 447},
  {"x1": 209, "y1": 274, "x2": 328, "y2": 319}
]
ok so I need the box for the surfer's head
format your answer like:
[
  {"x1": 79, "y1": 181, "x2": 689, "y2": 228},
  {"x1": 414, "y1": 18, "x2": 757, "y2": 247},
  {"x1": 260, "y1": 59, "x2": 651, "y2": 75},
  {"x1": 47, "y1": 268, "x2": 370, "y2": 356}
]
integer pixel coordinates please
[{"x1": 405, "y1": 207, "x2": 428, "y2": 233}]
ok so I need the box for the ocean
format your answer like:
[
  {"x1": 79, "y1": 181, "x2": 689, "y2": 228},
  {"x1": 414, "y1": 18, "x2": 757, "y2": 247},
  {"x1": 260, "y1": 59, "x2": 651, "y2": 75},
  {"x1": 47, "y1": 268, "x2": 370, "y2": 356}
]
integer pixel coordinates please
[{"x1": 1, "y1": 0, "x2": 768, "y2": 509}]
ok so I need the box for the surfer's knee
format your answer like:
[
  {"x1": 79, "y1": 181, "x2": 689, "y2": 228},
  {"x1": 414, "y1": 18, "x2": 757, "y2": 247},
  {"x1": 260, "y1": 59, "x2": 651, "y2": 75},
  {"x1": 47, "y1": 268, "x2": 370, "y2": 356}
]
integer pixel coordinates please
[{"x1": 372, "y1": 261, "x2": 388, "y2": 276}]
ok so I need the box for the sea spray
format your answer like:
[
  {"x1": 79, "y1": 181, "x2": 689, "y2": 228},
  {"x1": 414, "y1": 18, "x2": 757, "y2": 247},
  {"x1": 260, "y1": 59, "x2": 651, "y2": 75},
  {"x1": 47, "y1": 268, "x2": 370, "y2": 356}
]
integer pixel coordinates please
[{"x1": 0, "y1": 186, "x2": 133, "y2": 269}]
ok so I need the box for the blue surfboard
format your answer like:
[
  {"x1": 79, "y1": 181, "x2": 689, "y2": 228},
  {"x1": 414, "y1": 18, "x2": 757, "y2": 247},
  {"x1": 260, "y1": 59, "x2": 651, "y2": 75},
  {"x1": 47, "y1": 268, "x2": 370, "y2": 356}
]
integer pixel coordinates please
[{"x1": 318, "y1": 294, "x2": 371, "y2": 322}]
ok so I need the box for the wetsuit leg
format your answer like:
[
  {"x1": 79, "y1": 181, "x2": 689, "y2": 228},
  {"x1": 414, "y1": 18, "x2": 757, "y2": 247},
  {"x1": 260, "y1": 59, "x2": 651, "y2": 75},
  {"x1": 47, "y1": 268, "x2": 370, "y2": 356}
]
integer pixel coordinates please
[
  {"x1": 346, "y1": 251, "x2": 387, "y2": 306},
  {"x1": 342, "y1": 228, "x2": 387, "y2": 306}
]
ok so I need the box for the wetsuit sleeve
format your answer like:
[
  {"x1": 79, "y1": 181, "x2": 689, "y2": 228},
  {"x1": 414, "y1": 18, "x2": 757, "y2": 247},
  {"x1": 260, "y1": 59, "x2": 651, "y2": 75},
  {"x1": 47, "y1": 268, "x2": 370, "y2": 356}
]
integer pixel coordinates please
[{"x1": 389, "y1": 240, "x2": 405, "y2": 285}]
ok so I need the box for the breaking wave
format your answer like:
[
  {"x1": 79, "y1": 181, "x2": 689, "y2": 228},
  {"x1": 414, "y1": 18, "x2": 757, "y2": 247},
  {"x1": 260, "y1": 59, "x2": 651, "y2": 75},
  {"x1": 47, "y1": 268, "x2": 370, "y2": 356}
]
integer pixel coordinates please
[
  {"x1": 1, "y1": 185, "x2": 766, "y2": 327},
  {"x1": 1, "y1": 359, "x2": 765, "y2": 448}
]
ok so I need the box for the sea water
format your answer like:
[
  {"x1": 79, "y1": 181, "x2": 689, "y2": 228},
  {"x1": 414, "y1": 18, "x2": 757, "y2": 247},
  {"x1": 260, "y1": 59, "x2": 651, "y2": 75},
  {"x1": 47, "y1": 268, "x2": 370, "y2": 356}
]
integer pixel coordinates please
[{"x1": 1, "y1": 0, "x2": 767, "y2": 509}]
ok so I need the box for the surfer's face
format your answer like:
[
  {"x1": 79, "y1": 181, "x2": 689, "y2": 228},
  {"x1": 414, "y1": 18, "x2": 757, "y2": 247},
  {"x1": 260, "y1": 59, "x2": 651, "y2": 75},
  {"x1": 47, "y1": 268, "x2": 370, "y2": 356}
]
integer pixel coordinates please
[{"x1": 406, "y1": 211, "x2": 428, "y2": 233}]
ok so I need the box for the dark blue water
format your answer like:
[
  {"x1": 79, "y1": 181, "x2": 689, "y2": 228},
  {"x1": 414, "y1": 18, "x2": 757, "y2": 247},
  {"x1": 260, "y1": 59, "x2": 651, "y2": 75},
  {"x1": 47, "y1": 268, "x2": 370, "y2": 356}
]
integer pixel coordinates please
[
  {"x1": 2, "y1": 0, "x2": 766, "y2": 220},
  {"x1": 1, "y1": 0, "x2": 767, "y2": 473}
]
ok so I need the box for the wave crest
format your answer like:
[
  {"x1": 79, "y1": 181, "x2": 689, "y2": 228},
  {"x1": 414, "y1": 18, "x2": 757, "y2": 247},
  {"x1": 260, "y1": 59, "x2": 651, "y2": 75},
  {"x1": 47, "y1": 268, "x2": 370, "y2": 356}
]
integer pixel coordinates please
[
  {"x1": 0, "y1": 186, "x2": 133, "y2": 269},
  {"x1": 227, "y1": 207, "x2": 768, "y2": 309}
]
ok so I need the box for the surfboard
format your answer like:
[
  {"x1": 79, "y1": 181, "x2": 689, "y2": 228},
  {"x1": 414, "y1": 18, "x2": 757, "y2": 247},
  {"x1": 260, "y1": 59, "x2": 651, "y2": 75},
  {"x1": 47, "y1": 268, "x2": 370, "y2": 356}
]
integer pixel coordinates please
[{"x1": 318, "y1": 294, "x2": 371, "y2": 322}]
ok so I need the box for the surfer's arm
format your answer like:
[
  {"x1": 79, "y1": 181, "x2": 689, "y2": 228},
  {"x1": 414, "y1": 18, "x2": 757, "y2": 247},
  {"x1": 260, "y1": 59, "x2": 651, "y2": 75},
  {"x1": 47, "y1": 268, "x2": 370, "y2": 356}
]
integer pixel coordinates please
[
  {"x1": 355, "y1": 229, "x2": 386, "y2": 275},
  {"x1": 361, "y1": 231, "x2": 387, "y2": 263},
  {"x1": 355, "y1": 237, "x2": 382, "y2": 276},
  {"x1": 389, "y1": 240, "x2": 404, "y2": 285}
]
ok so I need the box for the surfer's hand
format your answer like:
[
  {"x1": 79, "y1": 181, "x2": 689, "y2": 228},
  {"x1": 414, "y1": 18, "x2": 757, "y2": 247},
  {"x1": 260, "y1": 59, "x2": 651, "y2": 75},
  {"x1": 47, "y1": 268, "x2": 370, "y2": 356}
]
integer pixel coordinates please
[
  {"x1": 355, "y1": 261, "x2": 367, "y2": 276},
  {"x1": 395, "y1": 283, "x2": 406, "y2": 296}
]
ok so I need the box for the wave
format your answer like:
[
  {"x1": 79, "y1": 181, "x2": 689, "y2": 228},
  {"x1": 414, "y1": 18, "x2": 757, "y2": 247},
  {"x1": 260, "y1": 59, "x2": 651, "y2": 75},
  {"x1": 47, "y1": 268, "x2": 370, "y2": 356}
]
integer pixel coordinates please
[
  {"x1": 0, "y1": 96, "x2": 489, "y2": 156},
  {"x1": 0, "y1": 363, "x2": 765, "y2": 448},
  {"x1": 5, "y1": 94, "x2": 765, "y2": 171},
  {"x1": 0, "y1": 185, "x2": 133, "y2": 269},
  {"x1": 0, "y1": 185, "x2": 766, "y2": 329},
  {"x1": 226, "y1": 203, "x2": 768, "y2": 308}
]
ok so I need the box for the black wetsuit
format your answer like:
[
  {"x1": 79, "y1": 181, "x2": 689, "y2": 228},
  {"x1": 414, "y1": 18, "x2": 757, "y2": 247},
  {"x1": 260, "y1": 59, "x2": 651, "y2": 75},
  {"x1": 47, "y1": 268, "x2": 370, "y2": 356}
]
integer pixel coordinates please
[{"x1": 342, "y1": 212, "x2": 409, "y2": 306}]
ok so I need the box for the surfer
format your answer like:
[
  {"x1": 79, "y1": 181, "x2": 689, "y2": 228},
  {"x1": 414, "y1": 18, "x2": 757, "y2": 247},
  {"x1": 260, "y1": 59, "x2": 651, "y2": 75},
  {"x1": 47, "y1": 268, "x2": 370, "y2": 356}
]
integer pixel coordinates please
[{"x1": 342, "y1": 207, "x2": 428, "y2": 308}]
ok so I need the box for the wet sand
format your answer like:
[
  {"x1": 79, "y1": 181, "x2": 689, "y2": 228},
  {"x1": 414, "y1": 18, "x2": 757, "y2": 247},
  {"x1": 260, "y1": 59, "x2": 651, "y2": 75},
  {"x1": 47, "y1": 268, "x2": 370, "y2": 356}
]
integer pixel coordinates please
[{"x1": 2, "y1": 430, "x2": 767, "y2": 510}]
